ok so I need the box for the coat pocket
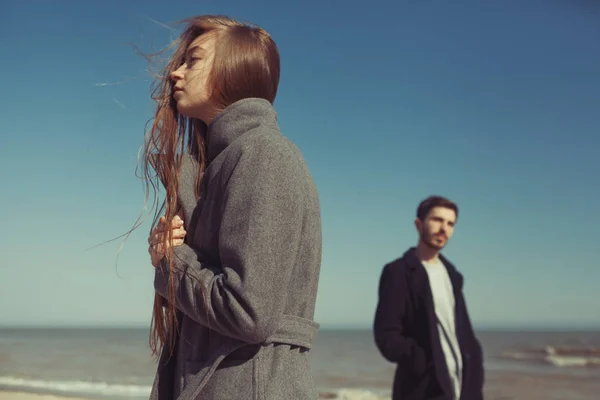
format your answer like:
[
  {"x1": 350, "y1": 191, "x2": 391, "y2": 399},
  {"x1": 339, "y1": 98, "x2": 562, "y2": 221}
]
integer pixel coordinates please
[{"x1": 185, "y1": 357, "x2": 260, "y2": 400}]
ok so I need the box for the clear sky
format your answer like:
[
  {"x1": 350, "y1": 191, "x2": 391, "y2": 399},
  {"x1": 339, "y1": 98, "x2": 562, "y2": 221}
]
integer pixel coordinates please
[{"x1": 1, "y1": 0, "x2": 598, "y2": 330}]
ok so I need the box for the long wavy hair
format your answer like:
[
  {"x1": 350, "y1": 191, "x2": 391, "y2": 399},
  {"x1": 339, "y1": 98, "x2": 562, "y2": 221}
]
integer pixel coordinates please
[{"x1": 141, "y1": 15, "x2": 280, "y2": 357}]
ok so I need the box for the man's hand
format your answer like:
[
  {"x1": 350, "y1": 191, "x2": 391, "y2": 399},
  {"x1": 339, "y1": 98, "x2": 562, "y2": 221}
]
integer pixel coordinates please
[{"x1": 148, "y1": 215, "x2": 186, "y2": 267}]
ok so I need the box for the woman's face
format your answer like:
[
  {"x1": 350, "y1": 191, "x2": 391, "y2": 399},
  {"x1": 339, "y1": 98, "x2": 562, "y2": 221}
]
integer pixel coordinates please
[{"x1": 170, "y1": 33, "x2": 217, "y2": 123}]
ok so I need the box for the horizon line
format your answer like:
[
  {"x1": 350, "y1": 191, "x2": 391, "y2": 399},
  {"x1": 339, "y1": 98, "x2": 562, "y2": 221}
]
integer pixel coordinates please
[{"x1": 1, "y1": 323, "x2": 599, "y2": 331}]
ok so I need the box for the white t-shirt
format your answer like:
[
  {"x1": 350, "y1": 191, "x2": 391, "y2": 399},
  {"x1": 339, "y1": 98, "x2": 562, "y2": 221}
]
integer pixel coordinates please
[{"x1": 423, "y1": 258, "x2": 463, "y2": 400}]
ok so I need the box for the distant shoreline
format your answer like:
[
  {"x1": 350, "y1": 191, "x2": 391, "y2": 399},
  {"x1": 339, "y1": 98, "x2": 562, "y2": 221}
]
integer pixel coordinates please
[
  {"x1": 1, "y1": 325, "x2": 599, "y2": 332},
  {"x1": 0, "y1": 392, "x2": 90, "y2": 400}
]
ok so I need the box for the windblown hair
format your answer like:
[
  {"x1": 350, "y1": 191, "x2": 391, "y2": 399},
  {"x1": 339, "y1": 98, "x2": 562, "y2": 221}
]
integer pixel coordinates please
[
  {"x1": 416, "y1": 195, "x2": 459, "y2": 221},
  {"x1": 140, "y1": 15, "x2": 280, "y2": 357}
]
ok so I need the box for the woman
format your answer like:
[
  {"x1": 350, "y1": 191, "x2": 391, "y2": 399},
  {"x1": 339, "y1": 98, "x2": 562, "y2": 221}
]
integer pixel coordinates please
[{"x1": 143, "y1": 15, "x2": 322, "y2": 400}]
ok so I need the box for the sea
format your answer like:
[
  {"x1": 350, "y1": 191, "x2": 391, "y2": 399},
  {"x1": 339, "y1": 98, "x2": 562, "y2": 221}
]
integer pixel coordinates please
[{"x1": 1, "y1": 328, "x2": 599, "y2": 400}]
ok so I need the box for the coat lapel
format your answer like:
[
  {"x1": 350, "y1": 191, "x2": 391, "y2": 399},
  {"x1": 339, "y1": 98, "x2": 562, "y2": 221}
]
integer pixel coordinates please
[
  {"x1": 438, "y1": 256, "x2": 467, "y2": 348},
  {"x1": 404, "y1": 248, "x2": 454, "y2": 396},
  {"x1": 439, "y1": 255, "x2": 472, "y2": 392}
]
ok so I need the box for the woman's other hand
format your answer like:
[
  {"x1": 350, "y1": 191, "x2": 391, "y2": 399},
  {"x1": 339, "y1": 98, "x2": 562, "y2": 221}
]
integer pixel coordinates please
[{"x1": 148, "y1": 215, "x2": 186, "y2": 267}]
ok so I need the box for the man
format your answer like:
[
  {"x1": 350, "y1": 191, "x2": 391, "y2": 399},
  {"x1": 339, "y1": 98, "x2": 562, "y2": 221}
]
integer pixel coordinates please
[{"x1": 373, "y1": 196, "x2": 484, "y2": 400}]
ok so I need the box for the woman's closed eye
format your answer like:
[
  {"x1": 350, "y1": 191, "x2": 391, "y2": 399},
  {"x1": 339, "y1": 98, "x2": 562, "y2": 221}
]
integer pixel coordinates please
[{"x1": 186, "y1": 56, "x2": 201, "y2": 66}]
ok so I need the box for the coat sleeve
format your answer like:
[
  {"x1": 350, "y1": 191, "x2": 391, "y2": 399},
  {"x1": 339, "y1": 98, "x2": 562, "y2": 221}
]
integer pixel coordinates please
[
  {"x1": 373, "y1": 264, "x2": 422, "y2": 364},
  {"x1": 154, "y1": 140, "x2": 306, "y2": 344},
  {"x1": 474, "y1": 336, "x2": 485, "y2": 400},
  {"x1": 462, "y1": 293, "x2": 485, "y2": 398}
]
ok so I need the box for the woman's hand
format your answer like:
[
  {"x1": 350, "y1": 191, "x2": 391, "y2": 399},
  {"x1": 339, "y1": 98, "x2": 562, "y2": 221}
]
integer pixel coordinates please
[{"x1": 148, "y1": 214, "x2": 186, "y2": 267}]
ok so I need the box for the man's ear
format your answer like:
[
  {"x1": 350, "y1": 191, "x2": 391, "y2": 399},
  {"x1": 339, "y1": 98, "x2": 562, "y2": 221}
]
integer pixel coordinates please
[{"x1": 414, "y1": 218, "x2": 422, "y2": 232}]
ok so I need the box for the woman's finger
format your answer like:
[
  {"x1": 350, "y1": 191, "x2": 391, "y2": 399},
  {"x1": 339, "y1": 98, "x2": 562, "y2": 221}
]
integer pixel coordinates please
[
  {"x1": 149, "y1": 217, "x2": 184, "y2": 267},
  {"x1": 152, "y1": 238, "x2": 184, "y2": 252},
  {"x1": 173, "y1": 227, "x2": 187, "y2": 238},
  {"x1": 153, "y1": 218, "x2": 184, "y2": 234},
  {"x1": 152, "y1": 243, "x2": 165, "y2": 255},
  {"x1": 153, "y1": 227, "x2": 186, "y2": 243}
]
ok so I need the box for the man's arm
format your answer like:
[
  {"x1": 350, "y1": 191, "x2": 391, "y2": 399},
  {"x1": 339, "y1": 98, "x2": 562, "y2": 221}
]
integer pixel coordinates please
[
  {"x1": 373, "y1": 264, "x2": 422, "y2": 364},
  {"x1": 154, "y1": 139, "x2": 305, "y2": 343}
]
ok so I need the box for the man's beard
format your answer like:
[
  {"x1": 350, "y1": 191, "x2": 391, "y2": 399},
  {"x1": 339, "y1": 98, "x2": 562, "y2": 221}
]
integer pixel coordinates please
[{"x1": 421, "y1": 230, "x2": 447, "y2": 250}]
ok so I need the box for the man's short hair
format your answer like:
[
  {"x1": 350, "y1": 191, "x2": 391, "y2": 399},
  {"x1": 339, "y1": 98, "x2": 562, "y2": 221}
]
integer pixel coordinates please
[{"x1": 416, "y1": 195, "x2": 459, "y2": 221}]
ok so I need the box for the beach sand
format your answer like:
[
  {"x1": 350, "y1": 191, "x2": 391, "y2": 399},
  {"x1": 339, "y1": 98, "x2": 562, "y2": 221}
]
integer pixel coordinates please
[{"x1": 0, "y1": 393, "x2": 89, "y2": 400}]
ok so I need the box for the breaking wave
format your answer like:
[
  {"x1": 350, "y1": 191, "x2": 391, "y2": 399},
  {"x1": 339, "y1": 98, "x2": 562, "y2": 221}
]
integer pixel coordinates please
[{"x1": 501, "y1": 345, "x2": 600, "y2": 368}]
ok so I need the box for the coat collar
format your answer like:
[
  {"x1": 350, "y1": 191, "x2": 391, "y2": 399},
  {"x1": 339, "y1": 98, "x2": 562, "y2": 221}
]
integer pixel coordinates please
[
  {"x1": 206, "y1": 97, "x2": 279, "y2": 164},
  {"x1": 403, "y1": 247, "x2": 463, "y2": 289}
]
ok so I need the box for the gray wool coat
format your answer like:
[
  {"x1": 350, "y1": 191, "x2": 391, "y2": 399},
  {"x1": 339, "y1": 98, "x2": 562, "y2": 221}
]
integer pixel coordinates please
[{"x1": 149, "y1": 98, "x2": 322, "y2": 400}]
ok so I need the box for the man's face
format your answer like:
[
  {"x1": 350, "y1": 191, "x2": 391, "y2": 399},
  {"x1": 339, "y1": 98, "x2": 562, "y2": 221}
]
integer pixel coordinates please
[{"x1": 416, "y1": 206, "x2": 457, "y2": 250}]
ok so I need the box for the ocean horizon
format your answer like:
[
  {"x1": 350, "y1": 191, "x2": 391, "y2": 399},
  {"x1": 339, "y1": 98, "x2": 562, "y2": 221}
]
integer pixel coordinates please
[
  {"x1": 1, "y1": 327, "x2": 599, "y2": 399},
  {"x1": 3, "y1": 323, "x2": 600, "y2": 331}
]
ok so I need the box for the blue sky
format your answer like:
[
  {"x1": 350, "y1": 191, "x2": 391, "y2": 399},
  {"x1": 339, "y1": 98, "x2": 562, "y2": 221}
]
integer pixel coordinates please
[{"x1": 1, "y1": 0, "x2": 598, "y2": 330}]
